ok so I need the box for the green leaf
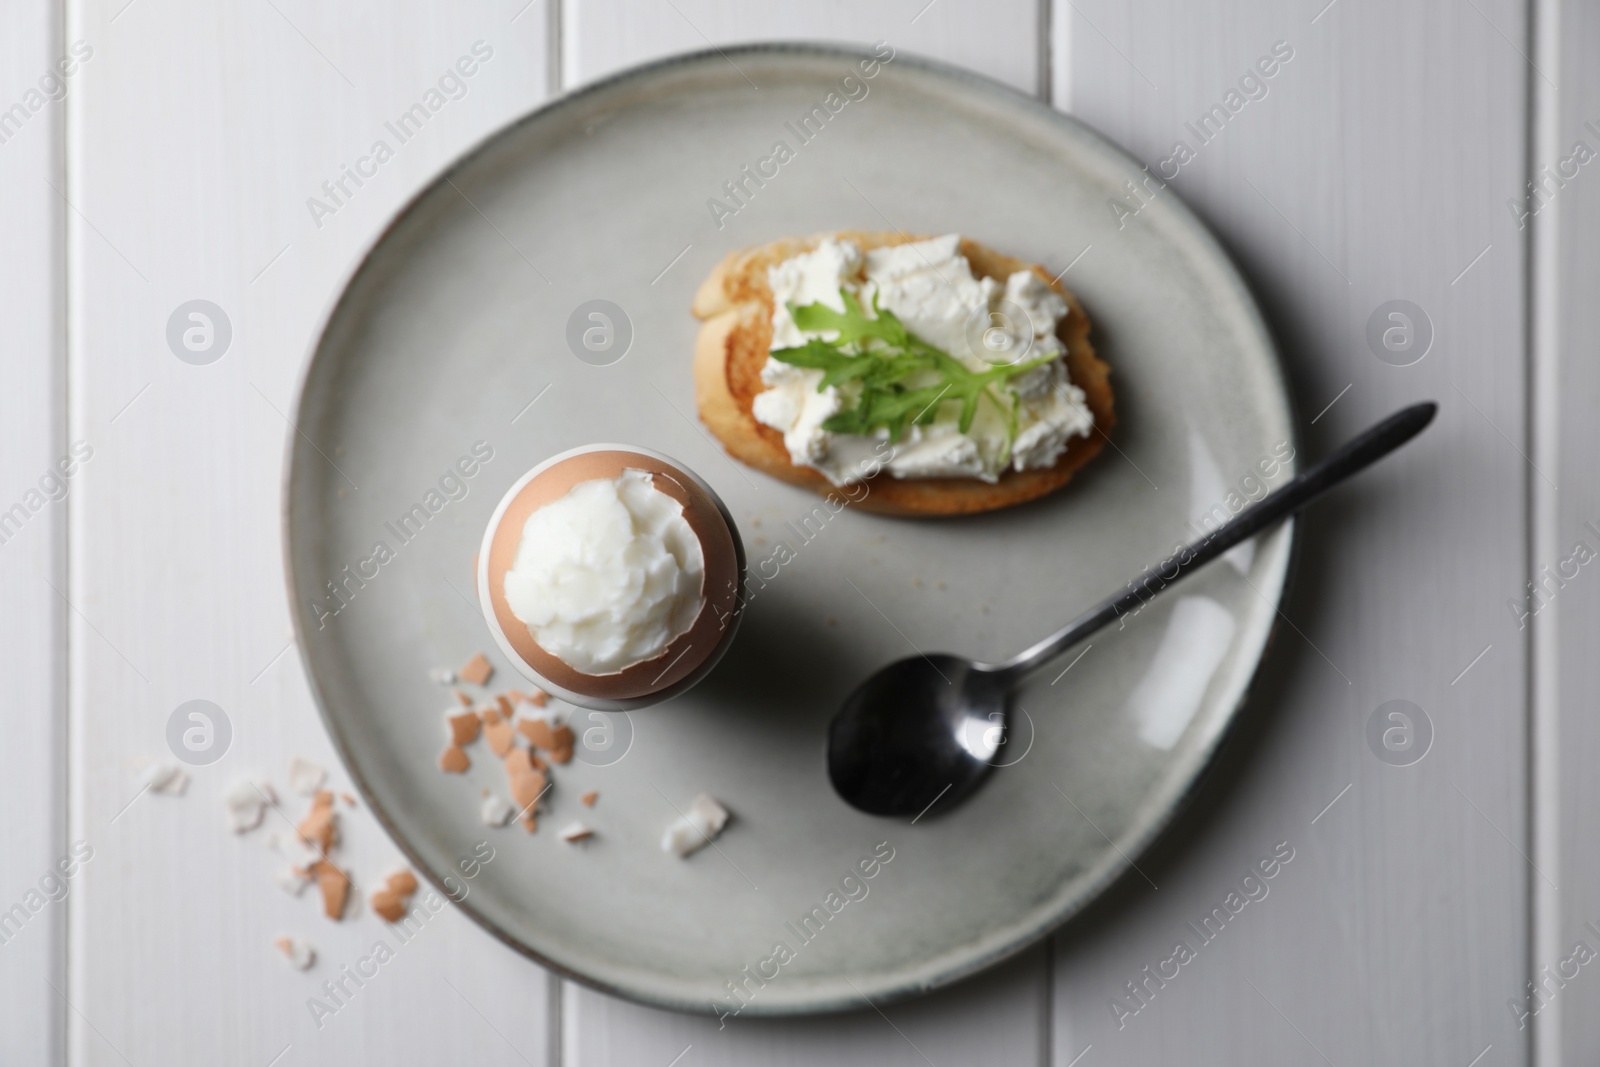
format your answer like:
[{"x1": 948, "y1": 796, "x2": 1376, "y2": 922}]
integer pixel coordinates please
[
  {"x1": 788, "y1": 289, "x2": 908, "y2": 347},
  {"x1": 776, "y1": 288, "x2": 1062, "y2": 464},
  {"x1": 767, "y1": 338, "x2": 847, "y2": 370}
]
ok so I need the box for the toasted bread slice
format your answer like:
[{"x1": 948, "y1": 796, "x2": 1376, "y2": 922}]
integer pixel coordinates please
[{"x1": 691, "y1": 230, "x2": 1114, "y2": 517}]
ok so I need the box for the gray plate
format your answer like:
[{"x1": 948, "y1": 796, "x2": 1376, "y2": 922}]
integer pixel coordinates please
[{"x1": 285, "y1": 43, "x2": 1295, "y2": 1016}]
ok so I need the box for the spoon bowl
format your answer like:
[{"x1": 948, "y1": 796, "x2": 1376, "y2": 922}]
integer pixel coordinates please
[{"x1": 826, "y1": 654, "x2": 1009, "y2": 818}]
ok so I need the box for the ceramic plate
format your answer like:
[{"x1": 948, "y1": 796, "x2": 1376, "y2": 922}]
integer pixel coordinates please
[{"x1": 285, "y1": 43, "x2": 1296, "y2": 1015}]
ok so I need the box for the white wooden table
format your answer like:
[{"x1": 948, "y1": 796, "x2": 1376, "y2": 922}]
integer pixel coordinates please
[{"x1": 3, "y1": 0, "x2": 1594, "y2": 1063}]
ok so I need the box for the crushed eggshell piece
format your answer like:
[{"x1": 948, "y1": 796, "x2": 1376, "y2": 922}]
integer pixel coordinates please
[
  {"x1": 548, "y1": 725, "x2": 575, "y2": 765},
  {"x1": 296, "y1": 791, "x2": 338, "y2": 853},
  {"x1": 528, "y1": 687, "x2": 550, "y2": 707},
  {"x1": 518, "y1": 718, "x2": 574, "y2": 763},
  {"x1": 270, "y1": 830, "x2": 320, "y2": 868},
  {"x1": 438, "y1": 745, "x2": 470, "y2": 774},
  {"x1": 341, "y1": 793, "x2": 357, "y2": 807},
  {"x1": 484, "y1": 720, "x2": 516, "y2": 757},
  {"x1": 273, "y1": 868, "x2": 313, "y2": 897},
  {"x1": 505, "y1": 745, "x2": 548, "y2": 774},
  {"x1": 447, "y1": 711, "x2": 480, "y2": 746},
  {"x1": 427, "y1": 667, "x2": 456, "y2": 686},
  {"x1": 310, "y1": 860, "x2": 351, "y2": 920},
  {"x1": 370, "y1": 889, "x2": 405, "y2": 923},
  {"x1": 371, "y1": 868, "x2": 419, "y2": 924},
  {"x1": 661, "y1": 794, "x2": 731, "y2": 858},
  {"x1": 139, "y1": 762, "x2": 191, "y2": 796},
  {"x1": 458, "y1": 653, "x2": 493, "y2": 687},
  {"x1": 580, "y1": 791, "x2": 598, "y2": 808},
  {"x1": 517, "y1": 717, "x2": 555, "y2": 749},
  {"x1": 224, "y1": 778, "x2": 275, "y2": 833},
  {"x1": 495, "y1": 694, "x2": 513, "y2": 718},
  {"x1": 506, "y1": 767, "x2": 547, "y2": 834},
  {"x1": 274, "y1": 935, "x2": 316, "y2": 970},
  {"x1": 454, "y1": 689, "x2": 473, "y2": 707},
  {"x1": 505, "y1": 746, "x2": 547, "y2": 779},
  {"x1": 223, "y1": 791, "x2": 263, "y2": 833},
  {"x1": 480, "y1": 795, "x2": 516, "y2": 827},
  {"x1": 505, "y1": 748, "x2": 544, "y2": 779},
  {"x1": 559, "y1": 822, "x2": 595, "y2": 844},
  {"x1": 286, "y1": 756, "x2": 326, "y2": 796}
]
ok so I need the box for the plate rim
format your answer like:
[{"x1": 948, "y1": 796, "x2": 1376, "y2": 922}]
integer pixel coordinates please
[{"x1": 282, "y1": 40, "x2": 1301, "y2": 1016}]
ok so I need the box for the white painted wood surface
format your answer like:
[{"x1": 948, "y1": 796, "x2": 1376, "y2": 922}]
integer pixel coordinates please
[
  {"x1": 559, "y1": 0, "x2": 1045, "y2": 97},
  {"x1": 0, "y1": 3, "x2": 65, "y2": 1065},
  {"x1": 2, "y1": 0, "x2": 1587, "y2": 1062},
  {"x1": 1051, "y1": 2, "x2": 1535, "y2": 1065},
  {"x1": 1544, "y1": 0, "x2": 1600, "y2": 1062},
  {"x1": 63, "y1": 2, "x2": 558, "y2": 1064}
]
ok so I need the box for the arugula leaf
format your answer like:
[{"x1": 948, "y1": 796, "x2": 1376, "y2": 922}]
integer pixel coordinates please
[
  {"x1": 788, "y1": 289, "x2": 909, "y2": 347},
  {"x1": 766, "y1": 338, "x2": 846, "y2": 370},
  {"x1": 824, "y1": 383, "x2": 951, "y2": 440},
  {"x1": 770, "y1": 288, "x2": 1057, "y2": 458}
]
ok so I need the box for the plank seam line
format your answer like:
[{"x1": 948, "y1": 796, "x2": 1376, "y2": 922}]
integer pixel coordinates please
[
  {"x1": 548, "y1": 0, "x2": 564, "y2": 98},
  {"x1": 550, "y1": 975, "x2": 564, "y2": 1067},
  {"x1": 1037, "y1": 0, "x2": 1052, "y2": 104},
  {"x1": 56, "y1": 0, "x2": 75, "y2": 1063},
  {"x1": 1042, "y1": 935, "x2": 1054, "y2": 1066},
  {"x1": 1527, "y1": 0, "x2": 1563, "y2": 1063}
]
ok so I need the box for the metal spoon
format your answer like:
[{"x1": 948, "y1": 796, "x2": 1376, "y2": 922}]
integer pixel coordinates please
[{"x1": 826, "y1": 401, "x2": 1438, "y2": 818}]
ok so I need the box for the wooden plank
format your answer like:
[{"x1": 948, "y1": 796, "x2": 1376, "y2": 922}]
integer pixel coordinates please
[
  {"x1": 558, "y1": 4, "x2": 1051, "y2": 1063},
  {"x1": 0, "y1": 1, "x2": 66, "y2": 1063},
  {"x1": 1052, "y1": 0, "x2": 1530, "y2": 1064},
  {"x1": 565, "y1": 947, "x2": 1048, "y2": 1067},
  {"x1": 1542, "y1": 0, "x2": 1600, "y2": 1061},
  {"x1": 65, "y1": 2, "x2": 558, "y2": 1063},
  {"x1": 561, "y1": 0, "x2": 1044, "y2": 96}
]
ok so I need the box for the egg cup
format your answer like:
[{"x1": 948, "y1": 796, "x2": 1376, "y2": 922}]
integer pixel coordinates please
[{"x1": 478, "y1": 444, "x2": 746, "y2": 711}]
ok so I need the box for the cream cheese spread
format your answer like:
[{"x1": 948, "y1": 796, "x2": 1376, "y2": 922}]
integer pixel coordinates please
[
  {"x1": 750, "y1": 234, "x2": 1095, "y2": 486},
  {"x1": 503, "y1": 470, "x2": 704, "y2": 675}
]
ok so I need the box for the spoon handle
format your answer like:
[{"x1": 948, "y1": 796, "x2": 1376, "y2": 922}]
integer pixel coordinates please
[{"x1": 993, "y1": 400, "x2": 1438, "y2": 681}]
